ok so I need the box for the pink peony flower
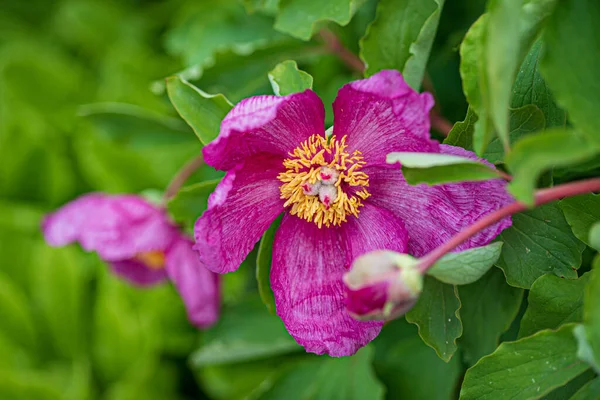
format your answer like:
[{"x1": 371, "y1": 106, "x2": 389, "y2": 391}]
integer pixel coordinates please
[
  {"x1": 42, "y1": 193, "x2": 220, "y2": 328},
  {"x1": 193, "y1": 70, "x2": 512, "y2": 356}
]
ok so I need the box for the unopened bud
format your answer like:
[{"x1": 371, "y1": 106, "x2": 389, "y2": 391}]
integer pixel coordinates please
[{"x1": 343, "y1": 250, "x2": 423, "y2": 321}]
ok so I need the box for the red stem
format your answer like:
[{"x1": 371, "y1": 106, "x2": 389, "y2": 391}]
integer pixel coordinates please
[
  {"x1": 318, "y1": 29, "x2": 365, "y2": 74},
  {"x1": 417, "y1": 178, "x2": 600, "y2": 272},
  {"x1": 162, "y1": 154, "x2": 204, "y2": 205}
]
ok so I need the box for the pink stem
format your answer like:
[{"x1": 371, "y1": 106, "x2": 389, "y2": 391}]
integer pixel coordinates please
[
  {"x1": 162, "y1": 154, "x2": 205, "y2": 205},
  {"x1": 417, "y1": 178, "x2": 600, "y2": 272}
]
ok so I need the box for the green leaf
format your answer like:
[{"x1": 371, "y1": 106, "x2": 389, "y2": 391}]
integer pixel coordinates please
[
  {"x1": 511, "y1": 39, "x2": 566, "y2": 129},
  {"x1": 0, "y1": 271, "x2": 37, "y2": 352},
  {"x1": 166, "y1": 76, "x2": 233, "y2": 145},
  {"x1": 274, "y1": 0, "x2": 366, "y2": 41},
  {"x1": 191, "y1": 296, "x2": 300, "y2": 367},
  {"x1": 427, "y1": 242, "x2": 504, "y2": 285},
  {"x1": 460, "y1": 324, "x2": 588, "y2": 400},
  {"x1": 406, "y1": 276, "x2": 462, "y2": 362},
  {"x1": 506, "y1": 129, "x2": 598, "y2": 205},
  {"x1": 484, "y1": 104, "x2": 546, "y2": 164},
  {"x1": 268, "y1": 60, "x2": 313, "y2": 96},
  {"x1": 541, "y1": 0, "x2": 600, "y2": 147},
  {"x1": 542, "y1": 370, "x2": 596, "y2": 400},
  {"x1": 359, "y1": 0, "x2": 444, "y2": 89},
  {"x1": 78, "y1": 102, "x2": 194, "y2": 148},
  {"x1": 255, "y1": 346, "x2": 384, "y2": 400},
  {"x1": 33, "y1": 245, "x2": 86, "y2": 359},
  {"x1": 559, "y1": 194, "x2": 600, "y2": 248},
  {"x1": 578, "y1": 256, "x2": 600, "y2": 372},
  {"x1": 387, "y1": 152, "x2": 501, "y2": 185},
  {"x1": 444, "y1": 106, "x2": 478, "y2": 150},
  {"x1": 0, "y1": 370, "x2": 62, "y2": 400},
  {"x1": 590, "y1": 223, "x2": 600, "y2": 252},
  {"x1": 569, "y1": 377, "x2": 600, "y2": 400},
  {"x1": 458, "y1": 268, "x2": 523, "y2": 366},
  {"x1": 167, "y1": 180, "x2": 220, "y2": 229},
  {"x1": 519, "y1": 274, "x2": 589, "y2": 338},
  {"x1": 496, "y1": 202, "x2": 586, "y2": 289},
  {"x1": 256, "y1": 218, "x2": 281, "y2": 315},
  {"x1": 373, "y1": 319, "x2": 461, "y2": 399}
]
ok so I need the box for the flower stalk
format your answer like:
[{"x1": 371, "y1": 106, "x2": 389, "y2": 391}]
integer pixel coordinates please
[
  {"x1": 163, "y1": 154, "x2": 205, "y2": 204},
  {"x1": 417, "y1": 177, "x2": 600, "y2": 272}
]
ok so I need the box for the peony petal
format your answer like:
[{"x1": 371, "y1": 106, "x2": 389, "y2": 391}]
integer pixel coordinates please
[
  {"x1": 43, "y1": 194, "x2": 176, "y2": 261},
  {"x1": 109, "y1": 260, "x2": 168, "y2": 286},
  {"x1": 203, "y1": 90, "x2": 325, "y2": 171},
  {"x1": 332, "y1": 70, "x2": 439, "y2": 166},
  {"x1": 166, "y1": 237, "x2": 220, "y2": 328},
  {"x1": 365, "y1": 145, "x2": 513, "y2": 257},
  {"x1": 271, "y1": 204, "x2": 408, "y2": 357},
  {"x1": 194, "y1": 154, "x2": 284, "y2": 274}
]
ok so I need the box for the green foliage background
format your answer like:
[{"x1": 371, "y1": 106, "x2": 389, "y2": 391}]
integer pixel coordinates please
[{"x1": 0, "y1": 0, "x2": 599, "y2": 399}]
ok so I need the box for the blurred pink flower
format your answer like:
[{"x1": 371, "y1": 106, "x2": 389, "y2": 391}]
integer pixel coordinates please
[
  {"x1": 194, "y1": 70, "x2": 512, "y2": 356},
  {"x1": 43, "y1": 193, "x2": 219, "y2": 328}
]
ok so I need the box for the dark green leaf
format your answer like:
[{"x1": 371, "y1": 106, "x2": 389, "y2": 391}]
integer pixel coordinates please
[
  {"x1": 427, "y1": 242, "x2": 504, "y2": 285},
  {"x1": 496, "y1": 202, "x2": 586, "y2": 289},
  {"x1": 191, "y1": 296, "x2": 300, "y2": 366},
  {"x1": 511, "y1": 39, "x2": 566, "y2": 129},
  {"x1": 541, "y1": 0, "x2": 600, "y2": 147},
  {"x1": 0, "y1": 370, "x2": 62, "y2": 400},
  {"x1": 274, "y1": 0, "x2": 365, "y2": 41},
  {"x1": 559, "y1": 194, "x2": 600, "y2": 248},
  {"x1": 373, "y1": 319, "x2": 461, "y2": 399},
  {"x1": 519, "y1": 274, "x2": 589, "y2": 338},
  {"x1": 578, "y1": 256, "x2": 600, "y2": 372},
  {"x1": 256, "y1": 218, "x2": 281, "y2": 315},
  {"x1": 166, "y1": 76, "x2": 233, "y2": 145},
  {"x1": 458, "y1": 268, "x2": 523, "y2": 366},
  {"x1": 541, "y1": 370, "x2": 595, "y2": 400},
  {"x1": 256, "y1": 346, "x2": 384, "y2": 400},
  {"x1": 590, "y1": 223, "x2": 600, "y2": 252},
  {"x1": 569, "y1": 377, "x2": 600, "y2": 400},
  {"x1": 460, "y1": 324, "x2": 588, "y2": 400},
  {"x1": 387, "y1": 152, "x2": 500, "y2": 185},
  {"x1": 0, "y1": 271, "x2": 37, "y2": 352},
  {"x1": 360, "y1": 0, "x2": 444, "y2": 89},
  {"x1": 167, "y1": 180, "x2": 220, "y2": 229},
  {"x1": 506, "y1": 129, "x2": 598, "y2": 205},
  {"x1": 406, "y1": 276, "x2": 462, "y2": 362},
  {"x1": 444, "y1": 106, "x2": 478, "y2": 150},
  {"x1": 268, "y1": 60, "x2": 313, "y2": 96}
]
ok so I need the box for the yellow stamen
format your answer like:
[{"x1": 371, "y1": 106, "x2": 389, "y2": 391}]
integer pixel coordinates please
[
  {"x1": 133, "y1": 251, "x2": 166, "y2": 270},
  {"x1": 278, "y1": 134, "x2": 371, "y2": 228}
]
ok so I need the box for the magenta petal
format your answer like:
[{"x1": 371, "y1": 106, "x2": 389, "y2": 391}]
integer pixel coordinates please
[
  {"x1": 166, "y1": 237, "x2": 220, "y2": 328},
  {"x1": 109, "y1": 260, "x2": 168, "y2": 286},
  {"x1": 43, "y1": 194, "x2": 176, "y2": 261},
  {"x1": 203, "y1": 90, "x2": 325, "y2": 171},
  {"x1": 194, "y1": 154, "x2": 284, "y2": 274},
  {"x1": 365, "y1": 145, "x2": 513, "y2": 257},
  {"x1": 271, "y1": 205, "x2": 408, "y2": 357},
  {"x1": 333, "y1": 70, "x2": 439, "y2": 166}
]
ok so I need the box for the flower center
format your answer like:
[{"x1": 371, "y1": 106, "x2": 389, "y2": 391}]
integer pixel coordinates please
[
  {"x1": 133, "y1": 250, "x2": 166, "y2": 270},
  {"x1": 278, "y1": 134, "x2": 370, "y2": 228}
]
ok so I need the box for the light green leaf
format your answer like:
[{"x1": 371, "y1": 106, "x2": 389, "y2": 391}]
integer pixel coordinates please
[
  {"x1": 590, "y1": 223, "x2": 600, "y2": 252},
  {"x1": 256, "y1": 218, "x2": 281, "y2": 315},
  {"x1": 406, "y1": 276, "x2": 462, "y2": 362},
  {"x1": 578, "y1": 256, "x2": 600, "y2": 372},
  {"x1": 387, "y1": 152, "x2": 501, "y2": 185},
  {"x1": 541, "y1": 0, "x2": 600, "y2": 146},
  {"x1": 268, "y1": 60, "x2": 313, "y2": 96},
  {"x1": 458, "y1": 268, "x2": 523, "y2": 366},
  {"x1": 496, "y1": 202, "x2": 586, "y2": 289},
  {"x1": 460, "y1": 324, "x2": 588, "y2": 400},
  {"x1": 569, "y1": 377, "x2": 600, "y2": 400},
  {"x1": 519, "y1": 274, "x2": 589, "y2": 338},
  {"x1": 373, "y1": 319, "x2": 461, "y2": 399},
  {"x1": 511, "y1": 39, "x2": 566, "y2": 129},
  {"x1": 256, "y1": 346, "x2": 384, "y2": 400},
  {"x1": 444, "y1": 106, "x2": 478, "y2": 150},
  {"x1": 559, "y1": 194, "x2": 600, "y2": 248},
  {"x1": 427, "y1": 243, "x2": 504, "y2": 285},
  {"x1": 274, "y1": 0, "x2": 366, "y2": 41},
  {"x1": 166, "y1": 76, "x2": 233, "y2": 145},
  {"x1": 191, "y1": 296, "x2": 299, "y2": 367},
  {"x1": 506, "y1": 129, "x2": 598, "y2": 205},
  {"x1": 0, "y1": 271, "x2": 37, "y2": 352},
  {"x1": 359, "y1": 0, "x2": 444, "y2": 89},
  {"x1": 167, "y1": 179, "x2": 220, "y2": 230},
  {"x1": 0, "y1": 370, "x2": 62, "y2": 400}
]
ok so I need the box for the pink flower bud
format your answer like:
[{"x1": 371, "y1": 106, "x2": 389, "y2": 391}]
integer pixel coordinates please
[{"x1": 343, "y1": 250, "x2": 423, "y2": 321}]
